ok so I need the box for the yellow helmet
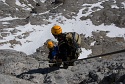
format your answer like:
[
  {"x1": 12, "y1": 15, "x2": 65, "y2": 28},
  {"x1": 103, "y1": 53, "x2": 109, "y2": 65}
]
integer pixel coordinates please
[
  {"x1": 51, "y1": 25, "x2": 62, "y2": 35},
  {"x1": 47, "y1": 41, "x2": 54, "y2": 48}
]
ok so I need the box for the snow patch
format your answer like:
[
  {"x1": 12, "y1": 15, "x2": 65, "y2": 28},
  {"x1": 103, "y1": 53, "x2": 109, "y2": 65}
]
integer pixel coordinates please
[
  {"x1": 91, "y1": 41, "x2": 96, "y2": 46},
  {"x1": 78, "y1": 48, "x2": 92, "y2": 59}
]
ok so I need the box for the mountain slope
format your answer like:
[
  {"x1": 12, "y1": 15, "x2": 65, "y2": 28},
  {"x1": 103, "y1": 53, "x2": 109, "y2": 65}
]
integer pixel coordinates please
[
  {"x1": 0, "y1": 0, "x2": 125, "y2": 55},
  {"x1": 0, "y1": 0, "x2": 125, "y2": 84}
]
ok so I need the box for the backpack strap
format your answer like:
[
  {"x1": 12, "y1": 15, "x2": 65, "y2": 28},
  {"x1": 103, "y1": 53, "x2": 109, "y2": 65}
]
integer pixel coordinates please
[
  {"x1": 72, "y1": 32, "x2": 80, "y2": 49},
  {"x1": 76, "y1": 33, "x2": 80, "y2": 44}
]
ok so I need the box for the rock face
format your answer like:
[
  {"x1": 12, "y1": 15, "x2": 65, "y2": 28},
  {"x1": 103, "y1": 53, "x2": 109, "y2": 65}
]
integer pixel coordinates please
[
  {"x1": 0, "y1": 34, "x2": 125, "y2": 84},
  {"x1": 0, "y1": 49, "x2": 40, "y2": 76},
  {"x1": 1, "y1": 0, "x2": 125, "y2": 27},
  {"x1": 0, "y1": 0, "x2": 125, "y2": 84},
  {"x1": 0, "y1": 74, "x2": 34, "y2": 84}
]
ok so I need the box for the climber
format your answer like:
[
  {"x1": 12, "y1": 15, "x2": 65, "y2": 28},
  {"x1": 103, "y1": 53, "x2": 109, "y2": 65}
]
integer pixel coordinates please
[
  {"x1": 47, "y1": 41, "x2": 58, "y2": 62},
  {"x1": 51, "y1": 25, "x2": 82, "y2": 69},
  {"x1": 47, "y1": 41, "x2": 62, "y2": 67}
]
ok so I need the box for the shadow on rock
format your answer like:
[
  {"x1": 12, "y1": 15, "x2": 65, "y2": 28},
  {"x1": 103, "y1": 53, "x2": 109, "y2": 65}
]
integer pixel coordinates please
[
  {"x1": 16, "y1": 67, "x2": 60, "y2": 78},
  {"x1": 99, "y1": 73, "x2": 125, "y2": 84}
]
